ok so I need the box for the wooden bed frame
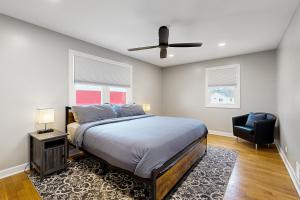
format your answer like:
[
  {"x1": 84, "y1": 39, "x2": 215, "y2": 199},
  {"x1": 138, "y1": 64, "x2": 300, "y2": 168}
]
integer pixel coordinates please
[{"x1": 65, "y1": 106, "x2": 207, "y2": 200}]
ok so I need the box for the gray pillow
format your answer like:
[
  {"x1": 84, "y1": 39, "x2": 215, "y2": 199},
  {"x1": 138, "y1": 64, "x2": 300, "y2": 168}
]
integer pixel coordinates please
[
  {"x1": 117, "y1": 104, "x2": 145, "y2": 117},
  {"x1": 72, "y1": 104, "x2": 117, "y2": 124},
  {"x1": 111, "y1": 104, "x2": 121, "y2": 117}
]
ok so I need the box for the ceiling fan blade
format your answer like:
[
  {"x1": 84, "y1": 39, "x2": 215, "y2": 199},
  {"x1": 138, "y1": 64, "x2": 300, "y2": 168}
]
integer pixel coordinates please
[
  {"x1": 128, "y1": 45, "x2": 158, "y2": 51},
  {"x1": 160, "y1": 48, "x2": 167, "y2": 59},
  {"x1": 169, "y1": 43, "x2": 203, "y2": 47},
  {"x1": 159, "y1": 26, "x2": 169, "y2": 45}
]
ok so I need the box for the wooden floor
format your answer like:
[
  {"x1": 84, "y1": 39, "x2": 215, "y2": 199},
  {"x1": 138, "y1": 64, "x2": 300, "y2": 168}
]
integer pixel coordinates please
[
  {"x1": 209, "y1": 135, "x2": 299, "y2": 200},
  {"x1": 0, "y1": 134, "x2": 299, "y2": 200}
]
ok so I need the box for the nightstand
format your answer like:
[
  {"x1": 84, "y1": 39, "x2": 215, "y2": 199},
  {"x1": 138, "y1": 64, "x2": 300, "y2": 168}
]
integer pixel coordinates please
[{"x1": 29, "y1": 130, "x2": 68, "y2": 179}]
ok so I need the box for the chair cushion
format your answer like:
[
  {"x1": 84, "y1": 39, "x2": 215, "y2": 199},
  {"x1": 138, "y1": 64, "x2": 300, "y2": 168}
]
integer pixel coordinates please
[
  {"x1": 245, "y1": 112, "x2": 266, "y2": 128},
  {"x1": 234, "y1": 126, "x2": 254, "y2": 135}
]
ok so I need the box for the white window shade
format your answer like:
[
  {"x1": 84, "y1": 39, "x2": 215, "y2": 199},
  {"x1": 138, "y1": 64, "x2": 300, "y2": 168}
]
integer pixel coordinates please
[
  {"x1": 207, "y1": 65, "x2": 239, "y2": 86},
  {"x1": 74, "y1": 55, "x2": 131, "y2": 87}
]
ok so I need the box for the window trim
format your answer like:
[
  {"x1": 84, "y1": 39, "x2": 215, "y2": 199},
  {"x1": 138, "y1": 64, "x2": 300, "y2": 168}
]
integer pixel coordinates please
[
  {"x1": 205, "y1": 64, "x2": 241, "y2": 109},
  {"x1": 68, "y1": 49, "x2": 133, "y2": 106}
]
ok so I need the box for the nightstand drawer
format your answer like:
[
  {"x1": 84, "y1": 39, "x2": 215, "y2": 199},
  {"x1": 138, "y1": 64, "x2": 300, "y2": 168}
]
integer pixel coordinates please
[{"x1": 44, "y1": 145, "x2": 66, "y2": 174}]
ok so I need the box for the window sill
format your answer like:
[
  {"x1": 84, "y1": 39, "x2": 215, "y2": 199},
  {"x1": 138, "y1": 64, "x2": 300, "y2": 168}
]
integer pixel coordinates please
[{"x1": 205, "y1": 104, "x2": 240, "y2": 109}]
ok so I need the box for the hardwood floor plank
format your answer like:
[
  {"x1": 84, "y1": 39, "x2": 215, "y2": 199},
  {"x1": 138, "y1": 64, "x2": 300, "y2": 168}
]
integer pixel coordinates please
[{"x1": 0, "y1": 134, "x2": 298, "y2": 200}]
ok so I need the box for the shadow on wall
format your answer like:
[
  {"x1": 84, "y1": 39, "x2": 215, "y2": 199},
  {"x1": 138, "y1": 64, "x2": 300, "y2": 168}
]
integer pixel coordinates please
[{"x1": 274, "y1": 119, "x2": 280, "y2": 142}]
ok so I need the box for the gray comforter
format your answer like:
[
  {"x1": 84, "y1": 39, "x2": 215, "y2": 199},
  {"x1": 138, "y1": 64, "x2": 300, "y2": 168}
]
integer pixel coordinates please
[{"x1": 73, "y1": 115, "x2": 207, "y2": 178}]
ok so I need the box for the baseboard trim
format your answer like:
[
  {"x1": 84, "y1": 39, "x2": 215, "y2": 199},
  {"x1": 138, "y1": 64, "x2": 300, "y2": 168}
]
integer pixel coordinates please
[
  {"x1": 0, "y1": 163, "x2": 29, "y2": 179},
  {"x1": 208, "y1": 130, "x2": 234, "y2": 138},
  {"x1": 275, "y1": 142, "x2": 300, "y2": 197}
]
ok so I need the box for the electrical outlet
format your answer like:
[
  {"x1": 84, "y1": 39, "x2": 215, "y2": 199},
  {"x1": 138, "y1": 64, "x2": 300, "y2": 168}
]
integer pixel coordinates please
[
  {"x1": 296, "y1": 161, "x2": 300, "y2": 183},
  {"x1": 285, "y1": 146, "x2": 288, "y2": 153}
]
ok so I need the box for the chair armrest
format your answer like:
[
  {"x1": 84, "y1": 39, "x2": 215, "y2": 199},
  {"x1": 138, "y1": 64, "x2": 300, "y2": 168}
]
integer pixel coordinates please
[
  {"x1": 254, "y1": 119, "x2": 276, "y2": 143},
  {"x1": 232, "y1": 114, "x2": 248, "y2": 126}
]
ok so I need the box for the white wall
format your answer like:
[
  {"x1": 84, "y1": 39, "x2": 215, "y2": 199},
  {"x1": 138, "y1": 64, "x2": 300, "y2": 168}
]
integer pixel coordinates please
[
  {"x1": 277, "y1": 3, "x2": 300, "y2": 172},
  {"x1": 0, "y1": 14, "x2": 162, "y2": 171},
  {"x1": 162, "y1": 50, "x2": 277, "y2": 132}
]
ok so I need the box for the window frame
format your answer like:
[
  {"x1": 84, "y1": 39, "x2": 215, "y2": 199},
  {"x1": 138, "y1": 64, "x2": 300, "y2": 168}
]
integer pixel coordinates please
[
  {"x1": 69, "y1": 49, "x2": 133, "y2": 106},
  {"x1": 205, "y1": 64, "x2": 241, "y2": 109}
]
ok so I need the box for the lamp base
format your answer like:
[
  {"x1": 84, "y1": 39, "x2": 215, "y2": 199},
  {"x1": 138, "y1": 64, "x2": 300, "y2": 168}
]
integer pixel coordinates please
[{"x1": 37, "y1": 129, "x2": 54, "y2": 134}]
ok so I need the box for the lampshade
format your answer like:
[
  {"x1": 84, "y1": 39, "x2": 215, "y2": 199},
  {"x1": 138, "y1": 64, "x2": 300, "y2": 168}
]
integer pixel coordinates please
[
  {"x1": 37, "y1": 108, "x2": 55, "y2": 124},
  {"x1": 143, "y1": 104, "x2": 151, "y2": 112}
]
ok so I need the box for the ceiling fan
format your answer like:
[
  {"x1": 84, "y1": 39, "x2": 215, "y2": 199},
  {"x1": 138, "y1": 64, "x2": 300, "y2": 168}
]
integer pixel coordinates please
[{"x1": 128, "y1": 26, "x2": 203, "y2": 59}]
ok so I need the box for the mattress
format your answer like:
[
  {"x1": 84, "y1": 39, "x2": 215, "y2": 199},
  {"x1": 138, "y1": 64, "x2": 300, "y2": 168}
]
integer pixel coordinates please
[{"x1": 73, "y1": 115, "x2": 207, "y2": 178}]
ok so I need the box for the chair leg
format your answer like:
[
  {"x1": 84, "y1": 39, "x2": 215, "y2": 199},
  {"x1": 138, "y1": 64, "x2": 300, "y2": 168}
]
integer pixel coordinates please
[
  {"x1": 236, "y1": 137, "x2": 238, "y2": 142},
  {"x1": 255, "y1": 144, "x2": 258, "y2": 150}
]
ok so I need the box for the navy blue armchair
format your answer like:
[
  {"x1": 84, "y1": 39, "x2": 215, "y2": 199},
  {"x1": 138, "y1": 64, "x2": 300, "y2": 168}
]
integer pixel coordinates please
[{"x1": 232, "y1": 113, "x2": 277, "y2": 149}]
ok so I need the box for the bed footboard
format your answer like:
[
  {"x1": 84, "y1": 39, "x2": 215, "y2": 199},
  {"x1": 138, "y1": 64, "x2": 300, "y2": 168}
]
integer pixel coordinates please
[{"x1": 152, "y1": 136, "x2": 207, "y2": 200}]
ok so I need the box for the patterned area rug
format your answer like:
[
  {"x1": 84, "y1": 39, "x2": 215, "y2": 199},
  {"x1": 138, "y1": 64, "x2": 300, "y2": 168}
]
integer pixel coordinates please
[{"x1": 28, "y1": 146, "x2": 237, "y2": 200}]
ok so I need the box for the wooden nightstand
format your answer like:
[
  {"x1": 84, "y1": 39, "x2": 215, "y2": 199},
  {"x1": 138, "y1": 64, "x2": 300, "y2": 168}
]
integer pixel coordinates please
[{"x1": 29, "y1": 130, "x2": 68, "y2": 179}]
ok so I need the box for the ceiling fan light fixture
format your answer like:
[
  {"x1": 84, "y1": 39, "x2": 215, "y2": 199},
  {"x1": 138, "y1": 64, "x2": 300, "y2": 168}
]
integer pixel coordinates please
[{"x1": 128, "y1": 26, "x2": 203, "y2": 59}]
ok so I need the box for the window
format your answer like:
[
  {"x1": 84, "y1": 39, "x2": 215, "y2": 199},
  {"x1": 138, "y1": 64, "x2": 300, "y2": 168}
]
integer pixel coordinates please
[
  {"x1": 109, "y1": 87, "x2": 127, "y2": 105},
  {"x1": 207, "y1": 86, "x2": 235, "y2": 105},
  {"x1": 75, "y1": 84, "x2": 102, "y2": 105},
  {"x1": 74, "y1": 83, "x2": 129, "y2": 105},
  {"x1": 205, "y1": 64, "x2": 240, "y2": 108},
  {"x1": 69, "y1": 50, "x2": 132, "y2": 106}
]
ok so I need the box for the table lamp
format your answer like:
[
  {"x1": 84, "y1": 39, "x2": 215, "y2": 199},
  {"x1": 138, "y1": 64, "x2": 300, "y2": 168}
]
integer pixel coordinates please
[
  {"x1": 37, "y1": 108, "x2": 55, "y2": 134},
  {"x1": 143, "y1": 104, "x2": 151, "y2": 113}
]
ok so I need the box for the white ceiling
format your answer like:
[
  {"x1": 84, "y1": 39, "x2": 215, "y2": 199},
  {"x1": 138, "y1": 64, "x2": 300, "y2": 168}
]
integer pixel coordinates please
[{"x1": 0, "y1": 0, "x2": 299, "y2": 67}]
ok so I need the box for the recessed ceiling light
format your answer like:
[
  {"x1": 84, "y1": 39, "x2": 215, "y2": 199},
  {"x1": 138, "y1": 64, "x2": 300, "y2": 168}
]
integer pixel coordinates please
[
  {"x1": 169, "y1": 54, "x2": 174, "y2": 57},
  {"x1": 218, "y1": 42, "x2": 226, "y2": 47}
]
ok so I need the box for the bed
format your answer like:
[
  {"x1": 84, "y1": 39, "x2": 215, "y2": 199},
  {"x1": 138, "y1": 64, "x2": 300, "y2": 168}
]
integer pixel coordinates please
[{"x1": 65, "y1": 106, "x2": 207, "y2": 200}]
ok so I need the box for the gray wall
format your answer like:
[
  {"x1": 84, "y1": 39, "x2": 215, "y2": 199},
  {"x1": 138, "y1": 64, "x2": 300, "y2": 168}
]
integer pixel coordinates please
[
  {"x1": 0, "y1": 14, "x2": 162, "y2": 171},
  {"x1": 162, "y1": 51, "x2": 277, "y2": 132},
  {"x1": 277, "y1": 4, "x2": 300, "y2": 171},
  {"x1": 1, "y1": 9, "x2": 297, "y2": 175}
]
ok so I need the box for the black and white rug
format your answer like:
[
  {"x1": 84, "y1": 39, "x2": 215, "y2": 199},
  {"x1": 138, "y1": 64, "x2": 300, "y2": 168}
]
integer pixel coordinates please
[{"x1": 28, "y1": 146, "x2": 237, "y2": 200}]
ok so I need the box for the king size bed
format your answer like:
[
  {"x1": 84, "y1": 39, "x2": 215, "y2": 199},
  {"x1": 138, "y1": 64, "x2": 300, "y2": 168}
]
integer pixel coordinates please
[{"x1": 65, "y1": 105, "x2": 207, "y2": 200}]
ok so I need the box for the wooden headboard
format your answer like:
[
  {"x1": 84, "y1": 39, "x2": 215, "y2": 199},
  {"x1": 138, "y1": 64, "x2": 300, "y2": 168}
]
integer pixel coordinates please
[{"x1": 65, "y1": 106, "x2": 75, "y2": 132}]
